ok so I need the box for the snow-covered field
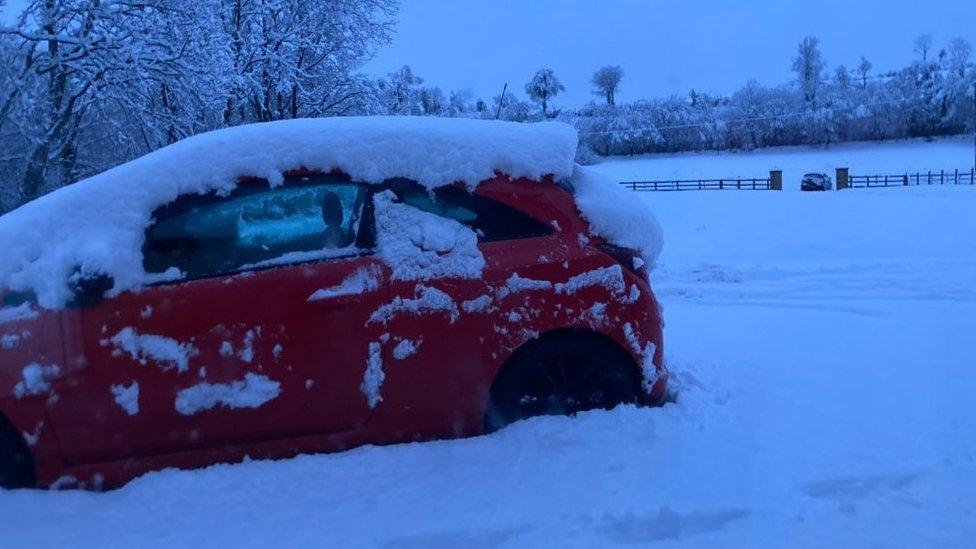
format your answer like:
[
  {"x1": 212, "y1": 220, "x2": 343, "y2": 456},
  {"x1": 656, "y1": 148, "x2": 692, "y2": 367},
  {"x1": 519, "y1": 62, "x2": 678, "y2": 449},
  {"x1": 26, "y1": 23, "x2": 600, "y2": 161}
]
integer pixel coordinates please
[
  {"x1": 3, "y1": 142, "x2": 976, "y2": 547},
  {"x1": 592, "y1": 135, "x2": 975, "y2": 190}
]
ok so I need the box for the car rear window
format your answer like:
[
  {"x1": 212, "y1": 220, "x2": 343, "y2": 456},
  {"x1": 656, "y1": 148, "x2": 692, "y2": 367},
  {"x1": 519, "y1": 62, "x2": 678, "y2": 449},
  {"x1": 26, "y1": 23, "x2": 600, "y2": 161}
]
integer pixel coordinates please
[
  {"x1": 143, "y1": 178, "x2": 365, "y2": 280},
  {"x1": 395, "y1": 185, "x2": 552, "y2": 242}
]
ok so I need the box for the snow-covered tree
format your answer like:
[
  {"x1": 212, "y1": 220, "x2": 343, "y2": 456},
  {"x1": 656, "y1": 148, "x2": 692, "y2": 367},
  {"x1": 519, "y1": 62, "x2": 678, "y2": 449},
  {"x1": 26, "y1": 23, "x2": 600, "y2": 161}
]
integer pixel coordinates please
[
  {"x1": 0, "y1": 0, "x2": 397, "y2": 211},
  {"x1": 378, "y1": 65, "x2": 425, "y2": 115},
  {"x1": 217, "y1": 0, "x2": 396, "y2": 124},
  {"x1": 792, "y1": 36, "x2": 826, "y2": 106},
  {"x1": 492, "y1": 88, "x2": 533, "y2": 122},
  {"x1": 525, "y1": 68, "x2": 564, "y2": 117},
  {"x1": 591, "y1": 65, "x2": 624, "y2": 107},
  {"x1": 419, "y1": 86, "x2": 446, "y2": 115},
  {"x1": 0, "y1": 0, "x2": 217, "y2": 202},
  {"x1": 948, "y1": 37, "x2": 973, "y2": 77}
]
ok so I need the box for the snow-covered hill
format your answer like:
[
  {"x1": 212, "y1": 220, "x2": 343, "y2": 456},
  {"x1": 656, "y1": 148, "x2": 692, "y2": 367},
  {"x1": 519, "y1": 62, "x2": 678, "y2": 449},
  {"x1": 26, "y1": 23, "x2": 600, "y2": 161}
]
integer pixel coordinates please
[
  {"x1": 591, "y1": 135, "x2": 975, "y2": 190},
  {"x1": 2, "y1": 173, "x2": 975, "y2": 547}
]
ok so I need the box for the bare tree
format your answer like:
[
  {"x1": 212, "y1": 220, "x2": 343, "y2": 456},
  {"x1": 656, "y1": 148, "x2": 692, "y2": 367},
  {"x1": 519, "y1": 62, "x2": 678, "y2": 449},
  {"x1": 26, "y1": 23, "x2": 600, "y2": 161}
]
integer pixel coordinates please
[
  {"x1": 914, "y1": 34, "x2": 933, "y2": 63},
  {"x1": 591, "y1": 65, "x2": 624, "y2": 107},
  {"x1": 857, "y1": 56, "x2": 873, "y2": 88}
]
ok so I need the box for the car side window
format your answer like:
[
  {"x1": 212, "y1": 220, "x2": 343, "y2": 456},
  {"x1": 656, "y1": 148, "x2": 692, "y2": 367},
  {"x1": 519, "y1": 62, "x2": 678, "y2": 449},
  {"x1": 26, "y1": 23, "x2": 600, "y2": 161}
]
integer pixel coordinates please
[
  {"x1": 144, "y1": 180, "x2": 365, "y2": 280},
  {"x1": 396, "y1": 186, "x2": 552, "y2": 242}
]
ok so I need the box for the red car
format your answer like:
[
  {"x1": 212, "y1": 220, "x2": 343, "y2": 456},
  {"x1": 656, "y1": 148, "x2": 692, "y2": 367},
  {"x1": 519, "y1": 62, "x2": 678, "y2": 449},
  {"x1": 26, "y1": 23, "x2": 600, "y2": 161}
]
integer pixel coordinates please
[{"x1": 0, "y1": 121, "x2": 666, "y2": 490}]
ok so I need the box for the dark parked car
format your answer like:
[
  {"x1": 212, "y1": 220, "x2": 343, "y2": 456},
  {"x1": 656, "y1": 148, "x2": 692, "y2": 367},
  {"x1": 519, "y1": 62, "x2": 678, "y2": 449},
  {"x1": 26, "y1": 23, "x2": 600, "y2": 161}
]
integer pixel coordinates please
[{"x1": 801, "y1": 173, "x2": 833, "y2": 191}]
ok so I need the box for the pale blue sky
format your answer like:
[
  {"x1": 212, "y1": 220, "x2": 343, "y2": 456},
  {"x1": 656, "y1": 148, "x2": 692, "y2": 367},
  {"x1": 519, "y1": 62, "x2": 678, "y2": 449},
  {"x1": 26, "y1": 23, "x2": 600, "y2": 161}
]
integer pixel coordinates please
[
  {"x1": 365, "y1": 0, "x2": 976, "y2": 106},
  {"x1": 4, "y1": 0, "x2": 976, "y2": 107}
]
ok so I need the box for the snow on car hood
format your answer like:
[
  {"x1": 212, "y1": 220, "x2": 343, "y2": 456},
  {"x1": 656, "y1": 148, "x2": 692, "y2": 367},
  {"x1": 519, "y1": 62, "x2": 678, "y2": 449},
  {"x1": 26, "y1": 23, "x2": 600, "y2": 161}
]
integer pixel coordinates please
[{"x1": 0, "y1": 117, "x2": 577, "y2": 308}]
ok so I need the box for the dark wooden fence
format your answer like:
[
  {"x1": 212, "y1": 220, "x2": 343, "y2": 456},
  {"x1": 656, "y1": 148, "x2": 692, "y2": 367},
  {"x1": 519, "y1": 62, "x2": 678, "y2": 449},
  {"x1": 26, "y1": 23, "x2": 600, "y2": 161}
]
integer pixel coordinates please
[
  {"x1": 620, "y1": 177, "x2": 774, "y2": 192},
  {"x1": 847, "y1": 169, "x2": 975, "y2": 189}
]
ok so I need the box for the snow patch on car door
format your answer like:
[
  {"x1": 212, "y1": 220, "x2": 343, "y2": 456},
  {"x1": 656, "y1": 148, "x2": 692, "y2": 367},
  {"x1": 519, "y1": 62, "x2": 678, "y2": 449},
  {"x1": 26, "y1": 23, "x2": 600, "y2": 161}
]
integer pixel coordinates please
[
  {"x1": 361, "y1": 333, "x2": 389, "y2": 409},
  {"x1": 555, "y1": 265, "x2": 626, "y2": 296},
  {"x1": 103, "y1": 327, "x2": 196, "y2": 373},
  {"x1": 368, "y1": 285, "x2": 459, "y2": 325},
  {"x1": 110, "y1": 382, "x2": 140, "y2": 416},
  {"x1": 174, "y1": 373, "x2": 281, "y2": 415},
  {"x1": 392, "y1": 338, "x2": 421, "y2": 360},
  {"x1": 12, "y1": 363, "x2": 60, "y2": 399},
  {"x1": 307, "y1": 265, "x2": 382, "y2": 302}
]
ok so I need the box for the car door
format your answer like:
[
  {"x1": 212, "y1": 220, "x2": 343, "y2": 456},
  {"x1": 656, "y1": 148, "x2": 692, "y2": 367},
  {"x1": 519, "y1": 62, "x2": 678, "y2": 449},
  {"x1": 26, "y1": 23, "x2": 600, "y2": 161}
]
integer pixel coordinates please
[
  {"x1": 48, "y1": 175, "x2": 388, "y2": 465},
  {"x1": 369, "y1": 182, "x2": 553, "y2": 436}
]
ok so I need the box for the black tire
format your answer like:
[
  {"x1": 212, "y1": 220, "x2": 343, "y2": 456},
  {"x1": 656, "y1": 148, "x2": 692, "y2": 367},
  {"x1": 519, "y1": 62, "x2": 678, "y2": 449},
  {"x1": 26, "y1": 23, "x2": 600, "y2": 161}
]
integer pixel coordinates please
[
  {"x1": 485, "y1": 330, "x2": 641, "y2": 432},
  {"x1": 0, "y1": 415, "x2": 34, "y2": 490}
]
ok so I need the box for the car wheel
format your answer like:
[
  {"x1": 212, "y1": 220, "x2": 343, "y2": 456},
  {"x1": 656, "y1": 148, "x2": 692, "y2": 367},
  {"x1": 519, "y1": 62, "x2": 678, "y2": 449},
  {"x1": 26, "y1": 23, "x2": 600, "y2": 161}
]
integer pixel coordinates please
[
  {"x1": 0, "y1": 416, "x2": 34, "y2": 490},
  {"x1": 485, "y1": 331, "x2": 641, "y2": 432}
]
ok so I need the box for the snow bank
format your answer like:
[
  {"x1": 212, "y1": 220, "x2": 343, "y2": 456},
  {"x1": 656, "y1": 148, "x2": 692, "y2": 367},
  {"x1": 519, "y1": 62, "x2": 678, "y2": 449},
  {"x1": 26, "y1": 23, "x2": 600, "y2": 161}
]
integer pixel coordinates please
[
  {"x1": 0, "y1": 117, "x2": 577, "y2": 308},
  {"x1": 571, "y1": 165, "x2": 664, "y2": 266}
]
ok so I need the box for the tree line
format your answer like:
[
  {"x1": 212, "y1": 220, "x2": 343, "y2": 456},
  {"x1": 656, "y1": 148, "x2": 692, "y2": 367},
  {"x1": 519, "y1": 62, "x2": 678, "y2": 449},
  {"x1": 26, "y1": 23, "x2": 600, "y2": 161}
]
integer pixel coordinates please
[{"x1": 1, "y1": 1, "x2": 974, "y2": 212}]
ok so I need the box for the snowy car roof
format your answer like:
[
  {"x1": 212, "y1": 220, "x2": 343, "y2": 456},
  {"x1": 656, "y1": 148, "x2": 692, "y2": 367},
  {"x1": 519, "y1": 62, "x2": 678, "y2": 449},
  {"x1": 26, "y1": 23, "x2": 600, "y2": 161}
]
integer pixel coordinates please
[
  {"x1": 0, "y1": 117, "x2": 662, "y2": 309},
  {"x1": 0, "y1": 117, "x2": 578, "y2": 307}
]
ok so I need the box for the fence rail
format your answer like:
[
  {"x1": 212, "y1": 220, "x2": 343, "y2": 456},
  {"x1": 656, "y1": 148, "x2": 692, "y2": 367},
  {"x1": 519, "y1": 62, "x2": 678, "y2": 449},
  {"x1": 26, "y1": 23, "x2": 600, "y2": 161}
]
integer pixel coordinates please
[
  {"x1": 620, "y1": 178, "x2": 774, "y2": 192},
  {"x1": 848, "y1": 169, "x2": 975, "y2": 188}
]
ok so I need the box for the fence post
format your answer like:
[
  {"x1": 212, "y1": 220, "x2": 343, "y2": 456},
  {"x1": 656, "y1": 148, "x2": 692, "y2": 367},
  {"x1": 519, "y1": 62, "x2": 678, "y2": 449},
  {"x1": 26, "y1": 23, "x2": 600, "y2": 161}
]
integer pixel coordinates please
[
  {"x1": 770, "y1": 170, "x2": 782, "y2": 191},
  {"x1": 903, "y1": 174, "x2": 908, "y2": 186},
  {"x1": 941, "y1": 170, "x2": 945, "y2": 185},
  {"x1": 836, "y1": 167, "x2": 849, "y2": 190},
  {"x1": 955, "y1": 168, "x2": 959, "y2": 185}
]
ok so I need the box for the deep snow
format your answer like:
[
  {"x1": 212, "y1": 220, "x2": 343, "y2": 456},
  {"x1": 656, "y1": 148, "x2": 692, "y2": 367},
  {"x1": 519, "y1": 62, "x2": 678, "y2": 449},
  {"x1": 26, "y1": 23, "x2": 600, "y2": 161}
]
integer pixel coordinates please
[{"x1": 2, "y1": 149, "x2": 976, "y2": 547}]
